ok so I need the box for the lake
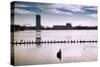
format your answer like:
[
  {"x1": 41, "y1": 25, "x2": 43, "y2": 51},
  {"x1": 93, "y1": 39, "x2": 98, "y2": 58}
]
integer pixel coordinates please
[{"x1": 11, "y1": 30, "x2": 97, "y2": 65}]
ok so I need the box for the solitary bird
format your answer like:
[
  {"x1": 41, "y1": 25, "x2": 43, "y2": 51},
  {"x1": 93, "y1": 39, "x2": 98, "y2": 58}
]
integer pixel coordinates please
[{"x1": 57, "y1": 49, "x2": 62, "y2": 62}]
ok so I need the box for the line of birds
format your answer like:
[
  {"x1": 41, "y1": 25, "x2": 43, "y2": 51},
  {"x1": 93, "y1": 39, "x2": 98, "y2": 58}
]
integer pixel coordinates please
[{"x1": 11, "y1": 40, "x2": 97, "y2": 45}]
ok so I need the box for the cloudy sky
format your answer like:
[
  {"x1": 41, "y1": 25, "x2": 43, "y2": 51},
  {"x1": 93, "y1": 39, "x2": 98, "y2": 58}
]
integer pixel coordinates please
[{"x1": 12, "y1": 1, "x2": 97, "y2": 27}]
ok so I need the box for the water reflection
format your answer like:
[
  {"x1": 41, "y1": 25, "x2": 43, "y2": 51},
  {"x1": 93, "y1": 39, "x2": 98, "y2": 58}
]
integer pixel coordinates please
[
  {"x1": 36, "y1": 30, "x2": 41, "y2": 47},
  {"x1": 13, "y1": 30, "x2": 97, "y2": 65}
]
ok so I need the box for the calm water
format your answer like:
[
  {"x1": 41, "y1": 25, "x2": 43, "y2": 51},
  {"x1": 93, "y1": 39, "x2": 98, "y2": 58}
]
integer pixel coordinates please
[{"x1": 12, "y1": 30, "x2": 98, "y2": 65}]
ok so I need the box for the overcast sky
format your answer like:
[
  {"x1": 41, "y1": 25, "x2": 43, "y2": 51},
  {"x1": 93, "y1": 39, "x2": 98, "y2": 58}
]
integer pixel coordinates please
[{"x1": 12, "y1": 1, "x2": 97, "y2": 27}]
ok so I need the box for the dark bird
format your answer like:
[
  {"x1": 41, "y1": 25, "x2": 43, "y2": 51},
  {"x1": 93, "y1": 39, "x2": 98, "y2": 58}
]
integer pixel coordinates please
[{"x1": 57, "y1": 49, "x2": 62, "y2": 62}]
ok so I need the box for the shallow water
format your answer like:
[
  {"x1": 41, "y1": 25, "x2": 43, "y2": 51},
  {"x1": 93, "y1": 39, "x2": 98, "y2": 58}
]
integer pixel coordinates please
[{"x1": 12, "y1": 30, "x2": 97, "y2": 65}]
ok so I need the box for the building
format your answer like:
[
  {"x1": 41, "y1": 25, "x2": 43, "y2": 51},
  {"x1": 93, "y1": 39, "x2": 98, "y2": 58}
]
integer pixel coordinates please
[
  {"x1": 36, "y1": 14, "x2": 41, "y2": 30},
  {"x1": 66, "y1": 23, "x2": 72, "y2": 28},
  {"x1": 53, "y1": 23, "x2": 72, "y2": 29}
]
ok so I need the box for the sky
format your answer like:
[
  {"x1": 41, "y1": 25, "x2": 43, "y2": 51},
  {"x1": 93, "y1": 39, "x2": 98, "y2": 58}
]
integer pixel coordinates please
[{"x1": 11, "y1": 1, "x2": 97, "y2": 27}]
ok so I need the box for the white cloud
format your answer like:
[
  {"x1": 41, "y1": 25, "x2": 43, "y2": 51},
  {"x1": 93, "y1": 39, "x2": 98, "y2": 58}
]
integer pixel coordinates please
[
  {"x1": 62, "y1": 5, "x2": 85, "y2": 13},
  {"x1": 51, "y1": 4, "x2": 85, "y2": 13},
  {"x1": 44, "y1": 8, "x2": 72, "y2": 15},
  {"x1": 87, "y1": 14, "x2": 97, "y2": 18},
  {"x1": 14, "y1": 8, "x2": 36, "y2": 14},
  {"x1": 85, "y1": 7, "x2": 97, "y2": 11},
  {"x1": 15, "y1": 4, "x2": 32, "y2": 8}
]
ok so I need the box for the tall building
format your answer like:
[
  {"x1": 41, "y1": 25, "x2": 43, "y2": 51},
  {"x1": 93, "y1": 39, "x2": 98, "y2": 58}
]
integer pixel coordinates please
[{"x1": 36, "y1": 14, "x2": 41, "y2": 30}]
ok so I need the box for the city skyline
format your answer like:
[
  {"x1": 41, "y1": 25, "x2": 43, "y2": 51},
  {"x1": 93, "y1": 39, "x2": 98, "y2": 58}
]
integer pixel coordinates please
[{"x1": 12, "y1": 1, "x2": 97, "y2": 27}]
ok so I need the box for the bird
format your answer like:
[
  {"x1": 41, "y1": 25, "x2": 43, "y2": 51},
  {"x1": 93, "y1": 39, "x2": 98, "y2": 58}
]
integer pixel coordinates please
[{"x1": 57, "y1": 49, "x2": 62, "y2": 62}]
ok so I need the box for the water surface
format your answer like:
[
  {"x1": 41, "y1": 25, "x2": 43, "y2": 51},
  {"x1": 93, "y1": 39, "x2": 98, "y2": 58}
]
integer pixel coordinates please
[{"x1": 12, "y1": 30, "x2": 97, "y2": 65}]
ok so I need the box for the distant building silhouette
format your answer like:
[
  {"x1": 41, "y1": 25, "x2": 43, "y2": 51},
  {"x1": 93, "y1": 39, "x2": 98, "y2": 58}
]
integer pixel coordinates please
[
  {"x1": 36, "y1": 14, "x2": 41, "y2": 30},
  {"x1": 53, "y1": 23, "x2": 72, "y2": 29},
  {"x1": 66, "y1": 23, "x2": 72, "y2": 28},
  {"x1": 11, "y1": 15, "x2": 97, "y2": 32}
]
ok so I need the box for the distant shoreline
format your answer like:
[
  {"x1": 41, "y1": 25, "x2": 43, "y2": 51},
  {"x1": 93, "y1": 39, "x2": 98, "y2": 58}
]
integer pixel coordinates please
[
  {"x1": 11, "y1": 28, "x2": 97, "y2": 32},
  {"x1": 11, "y1": 25, "x2": 97, "y2": 32}
]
